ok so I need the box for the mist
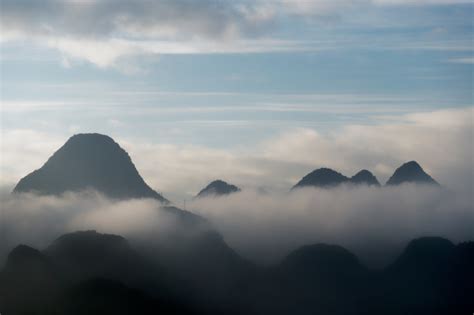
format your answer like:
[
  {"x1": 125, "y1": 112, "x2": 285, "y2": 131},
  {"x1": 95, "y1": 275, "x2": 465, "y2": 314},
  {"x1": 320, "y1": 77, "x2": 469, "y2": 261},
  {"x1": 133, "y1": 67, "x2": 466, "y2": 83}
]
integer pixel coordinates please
[
  {"x1": 1, "y1": 183, "x2": 472, "y2": 268},
  {"x1": 0, "y1": 189, "x2": 191, "y2": 266}
]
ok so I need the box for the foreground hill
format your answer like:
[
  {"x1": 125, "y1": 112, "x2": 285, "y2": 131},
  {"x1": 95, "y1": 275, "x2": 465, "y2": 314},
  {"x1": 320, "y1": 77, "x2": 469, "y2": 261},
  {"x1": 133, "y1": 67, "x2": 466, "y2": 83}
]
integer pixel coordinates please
[
  {"x1": 1, "y1": 232, "x2": 472, "y2": 315},
  {"x1": 14, "y1": 133, "x2": 168, "y2": 202}
]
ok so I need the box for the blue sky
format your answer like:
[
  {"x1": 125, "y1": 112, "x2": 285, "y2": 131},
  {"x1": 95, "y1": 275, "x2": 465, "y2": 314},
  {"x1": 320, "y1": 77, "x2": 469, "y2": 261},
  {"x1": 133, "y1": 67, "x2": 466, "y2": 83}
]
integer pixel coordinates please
[{"x1": 0, "y1": 0, "x2": 473, "y2": 199}]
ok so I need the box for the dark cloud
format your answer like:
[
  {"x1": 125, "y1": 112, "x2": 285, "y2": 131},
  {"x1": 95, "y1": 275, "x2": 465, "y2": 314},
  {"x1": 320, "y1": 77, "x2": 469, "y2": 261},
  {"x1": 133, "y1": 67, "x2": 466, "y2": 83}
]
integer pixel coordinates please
[{"x1": 0, "y1": 0, "x2": 274, "y2": 40}]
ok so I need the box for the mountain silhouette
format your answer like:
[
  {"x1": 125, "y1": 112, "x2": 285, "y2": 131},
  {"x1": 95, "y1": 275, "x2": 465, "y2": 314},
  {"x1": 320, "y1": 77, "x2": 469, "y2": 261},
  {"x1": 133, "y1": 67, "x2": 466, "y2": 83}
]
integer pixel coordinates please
[
  {"x1": 196, "y1": 180, "x2": 240, "y2": 198},
  {"x1": 13, "y1": 133, "x2": 167, "y2": 202},
  {"x1": 350, "y1": 170, "x2": 380, "y2": 186},
  {"x1": 280, "y1": 243, "x2": 367, "y2": 280},
  {"x1": 1, "y1": 233, "x2": 473, "y2": 315},
  {"x1": 0, "y1": 245, "x2": 61, "y2": 314},
  {"x1": 293, "y1": 168, "x2": 348, "y2": 189},
  {"x1": 389, "y1": 237, "x2": 455, "y2": 271},
  {"x1": 379, "y1": 237, "x2": 464, "y2": 314},
  {"x1": 293, "y1": 168, "x2": 380, "y2": 189},
  {"x1": 386, "y1": 161, "x2": 438, "y2": 186}
]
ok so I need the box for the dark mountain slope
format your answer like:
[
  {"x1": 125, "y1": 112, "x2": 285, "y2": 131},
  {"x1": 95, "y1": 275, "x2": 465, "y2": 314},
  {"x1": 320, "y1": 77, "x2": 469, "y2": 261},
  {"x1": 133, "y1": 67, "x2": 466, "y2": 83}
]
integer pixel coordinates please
[
  {"x1": 293, "y1": 168, "x2": 348, "y2": 189},
  {"x1": 196, "y1": 180, "x2": 240, "y2": 198},
  {"x1": 293, "y1": 168, "x2": 380, "y2": 189},
  {"x1": 386, "y1": 161, "x2": 438, "y2": 186},
  {"x1": 14, "y1": 133, "x2": 167, "y2": 202},
  {"x1": 350, "y1": 169, "x2": 380, "y2": 186}
]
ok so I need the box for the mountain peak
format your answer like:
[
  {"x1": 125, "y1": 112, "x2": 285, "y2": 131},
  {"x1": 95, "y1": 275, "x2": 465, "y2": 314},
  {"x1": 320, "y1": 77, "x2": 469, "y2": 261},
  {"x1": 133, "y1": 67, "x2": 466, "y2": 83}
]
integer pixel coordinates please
[
  {"x1": 386, "y1": 161, "x2": 439, "y2": 186},
  {"x1": 350, "y1": 169, "x2": 380, "y2": 186},
  {"x1": 13, "y1": 133, "x2": 167, "y2": 202},
  {"x1": 196, "y1": 179, "x2": 240, "y2": 198},
  {"x1": 293, "y1": 168, "x2": 348, "y2": 189}
]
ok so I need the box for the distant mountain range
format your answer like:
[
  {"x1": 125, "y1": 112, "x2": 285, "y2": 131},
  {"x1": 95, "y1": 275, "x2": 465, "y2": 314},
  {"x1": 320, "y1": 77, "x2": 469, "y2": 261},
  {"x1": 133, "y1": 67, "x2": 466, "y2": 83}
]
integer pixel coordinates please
[
  {"x1": 13, "y1": 133, "x2": 440, "y2": 203},
  {"x1": 293, "y1": 161, "x2": 438, "y2": 190}
]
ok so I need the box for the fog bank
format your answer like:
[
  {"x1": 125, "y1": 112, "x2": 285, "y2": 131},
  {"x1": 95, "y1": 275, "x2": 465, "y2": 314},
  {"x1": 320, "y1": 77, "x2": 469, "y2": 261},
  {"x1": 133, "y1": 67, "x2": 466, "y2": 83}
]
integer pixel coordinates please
[
  {"x1": 1, "y1": 183, "x2": 472, "y2": 268},
  {"x1": 190, "y1": 184, "x2": 474, "y2": 266}
]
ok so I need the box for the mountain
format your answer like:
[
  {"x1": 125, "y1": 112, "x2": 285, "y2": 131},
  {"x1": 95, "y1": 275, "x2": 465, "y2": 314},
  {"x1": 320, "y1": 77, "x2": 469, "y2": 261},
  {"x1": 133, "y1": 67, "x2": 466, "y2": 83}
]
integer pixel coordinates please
[
  {"x1": 0, "y1": 230, "x2": 250, "y2": 315},
  {"x1": 13, "y1": 133, "x2": 167, "y2": 202},
  {"x1": 2, "y1": 234, "x2": 473, "y2": 315},
  {"x1": 292, "y1": 168, "x2": 380, "y2": 189},
  {"x1": 0, "y1": 245, "x2": 61, "y2": 314},
  {"x1": 379, "y1": 237, "x2": 463, "y2": 314},
  {"x1": 280, "y1": 243, "x2": 367, "y2": 280},
  {"x1": 196, "y1": 180, "x2": 240, "y2": 198},
  {"x1": 350, "y1": 170, "x2": 380, "y2": 186},
  {"x1": 388, "y1": 237, "x2": 455, "y2": 272},
  {"x1": 0, "y1": 238, "x2": 196, "y2": 315},
  {"x1": 386, "y1": 161, "x2": 438, "y2": 186},
  {"x1": 293, "y1": 168, "x2": 348, "y2": 189}
]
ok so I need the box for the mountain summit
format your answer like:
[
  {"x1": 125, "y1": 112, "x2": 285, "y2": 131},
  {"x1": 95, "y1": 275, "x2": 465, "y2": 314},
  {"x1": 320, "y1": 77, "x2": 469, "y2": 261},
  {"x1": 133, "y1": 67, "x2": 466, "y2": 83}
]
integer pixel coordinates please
[
  {"x1": 293, "y1": 168, "x2": 348, "y2": 189},
  {"x1": 350, "y1": 170, "x2": 380, "y2": 186},
  {"x1": 196, "y1": 180, "x2": 240, "y2": 198},
  {"x1": 13, "y1": 133, "x2": 167, "y2": 202},
  {"x1": 386, "y1": 161, "x2": 438, "y2": 186},
  {"x1": 293, "y1": 168, "x2": 380, "y2": 189}
]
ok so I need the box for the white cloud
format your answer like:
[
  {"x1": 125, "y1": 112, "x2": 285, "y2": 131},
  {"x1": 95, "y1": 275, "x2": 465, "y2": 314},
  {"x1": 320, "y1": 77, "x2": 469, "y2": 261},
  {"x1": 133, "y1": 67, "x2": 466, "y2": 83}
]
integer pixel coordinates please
[
  {"x1": 1, "y1": 183, "x2": 472, "y2": 268},
  {"x1": 448, "y1": 56, "x2": 474, "y2": 64},
  {"x1": 122, "y1": 107, "x2": 473, "y2": 199},
  {"x1": 189, "y1": 185, "x2": 474, "y2": 266},
  {"x1": 0, "y1": 129, "x2": 66, "y2": 187}
]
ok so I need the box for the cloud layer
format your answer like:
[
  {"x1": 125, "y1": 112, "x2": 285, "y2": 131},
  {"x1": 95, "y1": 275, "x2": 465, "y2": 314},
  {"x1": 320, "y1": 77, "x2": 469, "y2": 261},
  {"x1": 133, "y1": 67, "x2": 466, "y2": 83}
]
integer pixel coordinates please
[
  {"x1": 190, "y1": 184, "x2": 473, "y2": 266},
  {"x1": 1, "y1": 183, "x2": 472, "y2": 269},
  {"x1": 1, "y1": 0, "x2": 471, "y2": 68}
]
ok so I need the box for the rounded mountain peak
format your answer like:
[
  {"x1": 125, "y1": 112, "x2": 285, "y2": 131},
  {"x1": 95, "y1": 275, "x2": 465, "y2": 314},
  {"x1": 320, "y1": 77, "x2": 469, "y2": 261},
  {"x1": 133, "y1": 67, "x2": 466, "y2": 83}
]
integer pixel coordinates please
[
  {"x1": 350, "y1": 169, "x2": 380, "y2": 186},
  {"x1": 196, "y1": 179, "x2": 240, "y2": 198},
  {"x1": 293, "y1": 168, "x2": 348, "y2": 189}
]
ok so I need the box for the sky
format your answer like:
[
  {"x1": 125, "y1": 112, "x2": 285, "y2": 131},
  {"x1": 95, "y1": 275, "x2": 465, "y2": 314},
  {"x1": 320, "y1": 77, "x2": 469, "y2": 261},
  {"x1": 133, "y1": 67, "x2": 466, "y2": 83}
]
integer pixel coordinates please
[{"x1": 0, "y1": 0, "x2": 473, "y2": 202}]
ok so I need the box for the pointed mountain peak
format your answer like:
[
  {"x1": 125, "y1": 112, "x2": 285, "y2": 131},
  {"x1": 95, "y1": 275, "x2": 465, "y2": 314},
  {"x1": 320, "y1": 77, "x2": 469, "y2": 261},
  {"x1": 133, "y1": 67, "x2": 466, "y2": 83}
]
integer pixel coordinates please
[
  {"x1": 386, "y1": 161, "x2": 439, "y2": 186},
  {"x1": 196, "y1": 179, "x2": 240, "y2": 198},
  {"x1": 13, "y1": 133, "x2": 168, "y2": 202},
  {"x1": 350, "y1": 169, "x2": 380, "y2": 186},
  {"x1": 293, "y1": 168, "x2": 348, "y2": 189}
]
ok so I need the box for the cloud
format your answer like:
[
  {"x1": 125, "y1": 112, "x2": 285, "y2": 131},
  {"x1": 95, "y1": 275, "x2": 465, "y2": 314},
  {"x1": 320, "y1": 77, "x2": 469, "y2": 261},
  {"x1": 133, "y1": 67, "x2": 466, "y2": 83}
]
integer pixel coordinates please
[
  {"x1": 0, "y1": 129, "x2": 66, "y2": 187},
  {"x1": 116, "y1": 107, "x2": 473, "y2": 200},
  {"x1": 189, "y1": 185, "x2": 474, "y2": 266},
  {"x1": 0, "y1": 183, "x2": 472, "y2": 269},
  {"x1": 448, "y1": 56, "x2": 474, "y2": 64},
  {"x1": 1, "y1": 0, "x2": 471, "y2": 69},
  {"x1": 0, "y1": 191, "x2": 182, "y2": 265}
]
